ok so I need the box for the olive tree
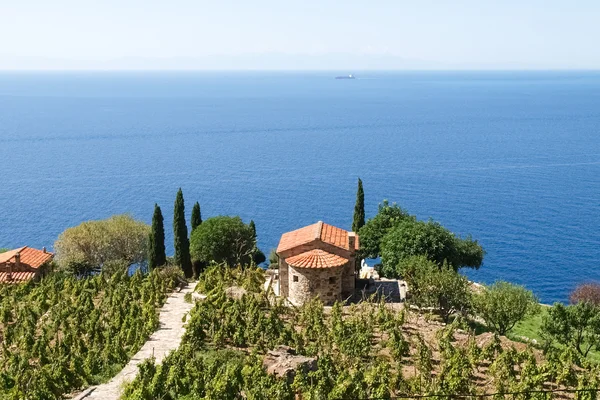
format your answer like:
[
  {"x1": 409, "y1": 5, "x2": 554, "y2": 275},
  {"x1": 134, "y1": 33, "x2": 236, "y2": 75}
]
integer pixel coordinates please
[
  {"x1": 190, "y1": 216, "x2": 258, "y2": 267},
  {"x1": 54, "y1": 214, "x2": 150, "y2": 274},
  {"x1": 473, "y1": 281, "x2": 539, "y2": 335}
]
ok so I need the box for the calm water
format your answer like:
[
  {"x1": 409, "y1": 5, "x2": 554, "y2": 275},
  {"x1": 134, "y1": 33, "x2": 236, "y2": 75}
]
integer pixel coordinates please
[{"x1": 1, "y1": 71, "x2": 599, "y2": 303}]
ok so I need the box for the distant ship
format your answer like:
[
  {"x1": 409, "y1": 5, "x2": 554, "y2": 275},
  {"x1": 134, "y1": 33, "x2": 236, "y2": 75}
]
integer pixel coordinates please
[{"x1": 335, "y1": 74, "x2": 355, "y2": 79}]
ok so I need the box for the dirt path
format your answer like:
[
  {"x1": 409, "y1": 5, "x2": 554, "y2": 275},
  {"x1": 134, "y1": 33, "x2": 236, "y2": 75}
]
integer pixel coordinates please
[{"x1": 78, "y1": 283, "x2": 196, "y2": 400}]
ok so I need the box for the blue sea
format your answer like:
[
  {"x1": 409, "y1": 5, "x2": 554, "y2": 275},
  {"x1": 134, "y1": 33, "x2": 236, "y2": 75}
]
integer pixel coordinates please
[{"x1": 1, "y1": 71, "x2": 599, "y2": 303}]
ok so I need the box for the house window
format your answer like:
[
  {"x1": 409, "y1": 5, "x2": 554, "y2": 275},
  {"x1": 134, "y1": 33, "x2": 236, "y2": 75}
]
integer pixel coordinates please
[
  {"x1": 329, "y1": 276, "x2": 337, "y2": 284},
  {"x1": 293, "y1": 275, "x2": 299, "y2": 282}
]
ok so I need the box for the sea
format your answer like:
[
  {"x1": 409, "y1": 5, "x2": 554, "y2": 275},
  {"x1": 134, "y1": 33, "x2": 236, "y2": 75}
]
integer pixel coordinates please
[{"x1": 1, "y1": 71, "x2": 599, "y2": 303}]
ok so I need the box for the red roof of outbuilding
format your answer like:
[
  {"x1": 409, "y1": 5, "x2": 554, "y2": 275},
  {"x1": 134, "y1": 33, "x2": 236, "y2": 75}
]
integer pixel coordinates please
[
  {"x1": 286, "y1": 249, "x2": 348, "y2": 269},
  {"x1": 276, "y1": 221, "x2": 359, "y2": 253},
  {"x1": 0, "y1": 271, "x2": 37, "y2": 283},
  {"x1": 0, "y1": 246, "x2": 53, "y2": 269}
]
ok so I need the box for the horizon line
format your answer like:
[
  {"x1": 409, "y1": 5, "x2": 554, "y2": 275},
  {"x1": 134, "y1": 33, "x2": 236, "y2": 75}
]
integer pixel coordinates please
[{"x1": 1, "y1": 68, "x2": 600, "y2": 73}]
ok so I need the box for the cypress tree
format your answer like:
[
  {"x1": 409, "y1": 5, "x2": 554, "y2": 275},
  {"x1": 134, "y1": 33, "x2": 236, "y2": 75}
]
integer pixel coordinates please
[
  {"x1": 352, "y1": 178, "x2": 365, "y2": 233},
  {"x1": 191, "y1": 201, "x2": 202, "y2": 232},
  {"x1": 173, "y1": 188, "x2": 193, "y2": 278},
  {"x1": 248, "y1": 219, "x2": 266, "y2": 265},
  {"x1": 148, "y1": 204, "x2": 166, "y2": 269}
]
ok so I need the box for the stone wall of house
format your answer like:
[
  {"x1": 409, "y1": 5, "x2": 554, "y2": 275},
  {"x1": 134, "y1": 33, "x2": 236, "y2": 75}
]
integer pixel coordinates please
[
  {"x1": 287, "y1": 264, "x2": 345, "y2": 306},
  {"x1": 341, "y1": 261, "x2": 356, "y2": 297},
  {"x1": 278, "y1": 240, "x2": 357, "y2": 300},
  {"x1": 279, "y1": 259, "x2": 289, "y2": 298}
]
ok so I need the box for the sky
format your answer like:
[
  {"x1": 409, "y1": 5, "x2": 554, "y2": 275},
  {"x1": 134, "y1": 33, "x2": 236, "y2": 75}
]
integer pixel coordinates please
[{"x1": 1, "y1": 0, "x2": 599, "y2": 70}]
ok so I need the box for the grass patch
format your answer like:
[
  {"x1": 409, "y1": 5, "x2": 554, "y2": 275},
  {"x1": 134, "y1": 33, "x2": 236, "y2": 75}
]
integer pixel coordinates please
[{"x1": 509, "y1": 305, "x2": 548, "y2": 343}]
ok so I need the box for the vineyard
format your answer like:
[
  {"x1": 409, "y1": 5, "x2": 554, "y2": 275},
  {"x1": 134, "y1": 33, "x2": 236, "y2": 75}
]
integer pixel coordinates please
[
  {"x1": 120, "y1": 266, "x2": 600, "y2": 400},
  {"x1": 0, "y1": 266, "x2": 183, "y2": 399}
]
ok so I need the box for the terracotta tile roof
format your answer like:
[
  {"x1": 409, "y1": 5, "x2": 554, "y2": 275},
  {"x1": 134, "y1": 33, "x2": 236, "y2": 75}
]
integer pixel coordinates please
[
  {"x1": 0, "y1": 247, "x2": 26, "y2": 264},
  {"x1": 276, "y1": 222, "x2": 321, "y2": 253},
  {"x1": 0, "y1": 246, "x2": 54, "y2": 270},
  {"x1": 276, "y1": 221, "x2": 359, "y2": 253},
  {"x1": 0, "y1": 271, "x2": 36, "y2": 283},
  {"x1": 286, "y1": 249, "x2": 348, "y2": 269}
]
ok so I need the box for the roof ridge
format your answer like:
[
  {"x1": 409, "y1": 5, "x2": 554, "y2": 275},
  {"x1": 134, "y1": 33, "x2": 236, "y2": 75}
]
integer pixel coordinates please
[{"x1": 315, "y1": 221, "x2": 324, "y2": 240}]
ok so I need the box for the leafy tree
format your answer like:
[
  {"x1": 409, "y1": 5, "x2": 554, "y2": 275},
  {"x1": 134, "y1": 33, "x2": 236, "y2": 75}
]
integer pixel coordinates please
[
  {"x1": 358, "y1": 200, "x2": 413, "y2": 259},
  {"x1": 570, "y1": 283, "x2": 600, "y2": 306},
  {"x1": 380, "y1": 218, "x2": 484, "y2": 278},
  {"x1": 191, "y1": 201, "x2": 202, "y2": 232},
  {"x1": 190, "y1": 216, "x2": 257, "y2": 267},
  {"x1": 404, "y1": 256, "x2": 472, "y2": 322},
  {"x1": 352, "y1": 178, "x2": 365, "y2": 233},
  {"x1": 173, "y1": 188, "x2": 193, "y2": 278},
  {"x1": 541, "y1": 302, "x2": 600, "y2": 358},
  {"x1": 473, "y1": 281, "x2": 539, "y2": 335},
  {"x1": 148, "y1": 204, "x2": 166, "y2": 270},
  {"x1": 54, "y1": 214, "x2": 150, "y2": 275}
]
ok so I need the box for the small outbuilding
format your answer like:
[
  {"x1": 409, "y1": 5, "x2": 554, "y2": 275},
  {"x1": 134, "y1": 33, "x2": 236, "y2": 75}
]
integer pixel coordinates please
[
  {"x1": 276, "y1": 221, "x2": 359, "y2": 305},
  {"x1": 0, "y1": 246, "x2": 54, "y2": 283}
]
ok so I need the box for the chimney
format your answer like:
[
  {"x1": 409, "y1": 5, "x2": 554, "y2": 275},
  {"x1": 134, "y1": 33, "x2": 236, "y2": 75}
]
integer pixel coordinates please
[
  {"x1": 348, "y1": 232, "x2": 356, "y2": 252},
  {"x1": 42, "y1": 247, "x2": 46, "y2": 253}
]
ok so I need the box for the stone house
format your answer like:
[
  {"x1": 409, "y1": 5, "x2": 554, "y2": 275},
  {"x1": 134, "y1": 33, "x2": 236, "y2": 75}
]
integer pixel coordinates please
[
  {"x1": 0, "y1": 246, "x2": 54, "y2": 283},
  {"x1": 275, "y1": 221, "x2": 359, "y2": 305}
]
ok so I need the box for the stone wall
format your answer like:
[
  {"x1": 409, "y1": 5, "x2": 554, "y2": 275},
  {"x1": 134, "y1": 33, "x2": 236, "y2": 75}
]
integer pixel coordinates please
[
  {"x1": 341, "y1": 261, "x2": 356, "y2": 297},
  {"x1": 279, "y1": 259, "x2": 289, "y2": 298},
  {"x1": 287, "y1": 264, "x2": 345, "y2": 306}
]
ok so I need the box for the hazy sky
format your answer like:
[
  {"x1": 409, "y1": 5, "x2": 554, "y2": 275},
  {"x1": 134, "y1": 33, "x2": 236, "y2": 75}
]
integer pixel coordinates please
[{"x1": 1, "y1": 0, "x2": 599, "y2": 70}]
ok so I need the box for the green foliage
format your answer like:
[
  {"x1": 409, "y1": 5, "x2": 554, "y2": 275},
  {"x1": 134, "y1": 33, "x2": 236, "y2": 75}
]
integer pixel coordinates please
[
  {"x1": 120, "y1": 266, "x2": 600, "y2": 399},
  {"x1": 122, "y1": 272, "x2": 410, "y2": 400},
  {"x1": 195, "y1": 263, "x2": 266, "y2": 294},
  {"x1": 0, "y1": 267, "x2": 182, "y2": 399},
  {"x1": 249, "y1": 220, "x2": 266, "y2": 265},
  {"x1": 404, "y1": 256, "x2": 472, "y2": 322},
  {"x1": 541, "y1": 302, "x2": 600, "y2": 358},
  {"x1": 190, "y1": 216, "x2": 257, "y2": 267},
  {"x1": 358, "y1": 200, "x2": 413, "y2": 259},
  {"x1": 268, "y1": 248, "x2": 279, "y2": 269},
  {"x1": 54, "y1": 214, "x2": 150, "y2": 275},
  {"x1": 249, "y1": 219, "x2": 257, "y2": 238},
  {"x1": 352, "y1": 177, "x2": 365, "y2": 233},
  {"x1": 0, "y1": 248, "x2": 8, "y2": 253},
  {"x1": 173, "y1": 188, "x2": 193, "y2": 278},
  {"x1": 474, "y1": 281, "x2": 539, "y2": 335},
  {"x1": 148, "y1": 203, "x2": 167, "y2": 270},
  {"x1": 191, "y1": 201, "x2": 202, "y2": 232},
  {"x1": 380, "y1": 219, "x2": 484, "y2": 278}
]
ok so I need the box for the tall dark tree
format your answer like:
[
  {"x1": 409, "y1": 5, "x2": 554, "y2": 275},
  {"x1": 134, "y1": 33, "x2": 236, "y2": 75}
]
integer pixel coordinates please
[
  {"x1": 352, "y1": 178, "x2": 365, "y2": 233},
  {"x1": 148, "y1": 204, "x2": 166, "y2": 269},
  {"x1": 173, "y1": 188, "x2": 193, "y2": 278},
  {"x1": 191, "y1": 201, "x2": 202, "y2": 232},
  {"x1": 248, "y1": 219, "x2": 266, "y2": 265}
]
